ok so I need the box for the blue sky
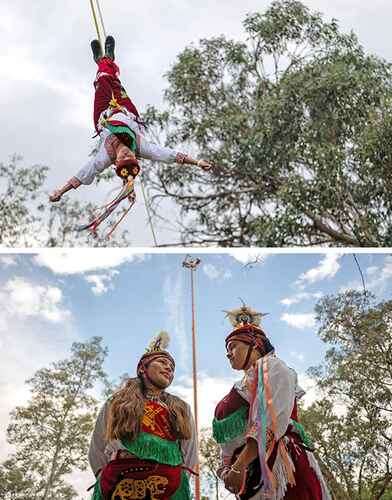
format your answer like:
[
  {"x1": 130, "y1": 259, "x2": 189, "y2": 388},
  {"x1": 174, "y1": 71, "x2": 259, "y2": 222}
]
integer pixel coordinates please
[
  {"x1": 1, "y1": 250, "x2": 391, "y2": 402},
  {"x1": 1, "y1": 250, "x2": 391, "y2": 495}
]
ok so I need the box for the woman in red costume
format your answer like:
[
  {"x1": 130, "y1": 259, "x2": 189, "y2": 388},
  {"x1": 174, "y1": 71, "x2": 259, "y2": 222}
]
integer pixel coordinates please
[
  {"x1": 50, "y1": 37, "x2": 212, "y2": 202},
  {"x1": 212, "y1": 306, "x2": 331, "y2": 500},
  {"x1": 88, "y1": 332, "x2": 196, "y2": 500}
]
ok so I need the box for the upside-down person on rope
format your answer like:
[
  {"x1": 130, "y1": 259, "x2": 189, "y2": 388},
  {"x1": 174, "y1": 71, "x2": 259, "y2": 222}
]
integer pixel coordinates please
[
  {"x1": 49, "y1": 35, "x2": 212, "y2": 203},
  {"x1": 212, "y1": 305, "x2": 331, "y2": 500},
  {"x1": 88, "y1": 331, "x2": 197, "y2": 500}
]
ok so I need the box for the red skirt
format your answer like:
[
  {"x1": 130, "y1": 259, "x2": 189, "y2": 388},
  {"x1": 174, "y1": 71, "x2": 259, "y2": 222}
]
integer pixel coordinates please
[
  {"x1": 283, "y1": 435, "x2": 322, "y2": 500},
  {"x1": 236, "y1": 432, "x2": 323, "y2": 500},
  {"x1": 99, "y1": 457, "x2": 182, "y2": 500}
]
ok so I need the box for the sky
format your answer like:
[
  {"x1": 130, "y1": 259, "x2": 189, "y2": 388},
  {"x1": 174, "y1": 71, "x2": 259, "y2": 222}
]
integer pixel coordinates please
[
  {"x1": 0, "y1": 249, "x2": 391, "y2": 496},
  {"x1": 2, "y1": 0, "x2": 392, "y2": 245}
]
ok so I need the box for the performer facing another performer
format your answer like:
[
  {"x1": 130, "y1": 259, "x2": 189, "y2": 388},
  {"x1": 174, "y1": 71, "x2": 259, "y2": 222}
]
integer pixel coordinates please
[
  {"x1": 89, "y1": 332, "x2": 197, "y2": 500},
  {"x1": 49, "y1": 36, "x2": 212, "y2": 202},
  {"x1": 212, "y1": 305, "x2": 331, "y2": 500}
]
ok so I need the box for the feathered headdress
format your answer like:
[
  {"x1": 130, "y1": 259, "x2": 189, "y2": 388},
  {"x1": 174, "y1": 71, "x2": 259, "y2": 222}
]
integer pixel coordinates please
[
  {"x1": 224, "y1": 305, "x2": 268, "y2": 329},
  {"x1": 145, "y1": 331, "x2": 170, "y2": 353},
  {"x1": 137, "y1": 331, "x2": 175, "y2": 376},
  {"x1": 224, "y1": 304, "x2": 273, "y2": 354}
]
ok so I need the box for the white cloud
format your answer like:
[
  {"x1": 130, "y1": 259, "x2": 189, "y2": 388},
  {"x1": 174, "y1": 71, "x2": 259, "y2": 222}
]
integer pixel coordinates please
[
  {"x1": 64, "y1": 469, "x2": 94, "y2": 500},
  {"x1": 0, "y1": 278, "x2": 76, "y2": 461},
  {"x1": 163, "y1": 272, "x2": 188, "y2": 371},
  {"x1": 297, "y1": 373, "x2": 321, "y2": 408},
  {"x1": 202, "y1": 263, "x2": 232, "y2": 281},
  {"x1": 171, "y1": 373, "x2": 237, "y2": 430},
  {"x1": 85, "y1": 270, "x2": 119, "y2": 296},
  {"x1": 296, "y1": 254, "x2": 341, "y2": 288},
  {"x1": 297, "y1": 374, "x2": 347, "y2": 417},
  {"x1": 34, "y1": 250, "x2": 144, "y2": 275},
  {"x1": 281, "y1": 312, "x2": 316, "y2": 329},
  {"x1": 0, "y1": 256, "x2": 17, "y2": 267},
  {"x1": 366, "y1": 266, "x2": 379, "y2": 276},
  {"x1": 340, "y1": 256, "x2": 392, "y2": 294},
  {"x1": 339, "y1": 280, "x2": 362, "y2": 294},
  {"x1": 1, "y1": 277, "x2": 71, "y2": 323},
  {"x1": 228, "y1": 250, "x2": 269, "y2": 265},
  {"x1": 367, "y1": 256, "x2": 392, "y2": 291},
  {"x1": 281, "y1": 291, "x2": 323, "y2": 307}
]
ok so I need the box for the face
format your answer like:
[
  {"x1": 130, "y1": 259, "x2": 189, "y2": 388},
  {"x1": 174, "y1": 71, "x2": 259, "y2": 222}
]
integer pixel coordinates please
[
  {"x1": 226, "y1": 340, "x2": 252, "y2": 370},
  {"x1": 145, "y1": 356, "x2": 175, "y2": 389}
]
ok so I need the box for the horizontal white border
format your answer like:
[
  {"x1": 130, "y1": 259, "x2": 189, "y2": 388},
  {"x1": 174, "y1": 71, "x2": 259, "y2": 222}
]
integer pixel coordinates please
[{"x1": 0, "y1": 247, "x2": 391, "y2": 255}]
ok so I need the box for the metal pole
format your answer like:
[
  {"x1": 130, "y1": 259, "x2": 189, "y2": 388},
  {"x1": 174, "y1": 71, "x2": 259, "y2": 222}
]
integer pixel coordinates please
[{"x1": 182, "y1": 256, "x2": 201, "y2": 500}]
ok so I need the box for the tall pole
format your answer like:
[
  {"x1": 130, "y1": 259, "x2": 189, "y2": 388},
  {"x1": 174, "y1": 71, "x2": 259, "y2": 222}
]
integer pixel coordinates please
[{"x1": 182, "y1": 256, "x2": 201, "y2": 500}]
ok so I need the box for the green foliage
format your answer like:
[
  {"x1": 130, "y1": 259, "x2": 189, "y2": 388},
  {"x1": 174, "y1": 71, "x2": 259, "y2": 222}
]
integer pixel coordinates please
[
  {"x1": 0, "y1": 156, "x2": 130, "y2": 247},
  {"x1": 144, "y1": 0, "x2": 392, "y2": 246},
  {"x1": 0, "y1": 155, "x2": 48, "y2": 246},
  {"x1": 0, "y1": 337, "x2": 108, "y2": 500},
  {"x1": 199, "y1": 428, "x2": 221, "y2": 500},
  {"x1": 302, "y1": 292, "x2": 392, "y2": 499}
]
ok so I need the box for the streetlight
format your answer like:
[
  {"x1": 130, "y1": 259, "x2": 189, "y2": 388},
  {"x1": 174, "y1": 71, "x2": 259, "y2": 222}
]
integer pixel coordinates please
[{"x1": 182, "y1": 256, "x2": 201, "y2": 500}]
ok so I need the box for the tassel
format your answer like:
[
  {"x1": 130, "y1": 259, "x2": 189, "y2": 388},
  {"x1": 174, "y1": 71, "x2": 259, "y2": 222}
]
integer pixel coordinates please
[
  {"x1": 290, "y1": 419, "x2": 315, "y2": 450},
  {"x1": 122, "y1": 432, "x2": 183, "y2": 466},
  {"x1": 263, "y1": 356, "x2": 278, "y2": 437},
  {"x1": 212, "y1": 405, "x2": 248, "y2": 444},
  {"x1": 277, "y1": 439, "x2": 296, "y2": 487}
]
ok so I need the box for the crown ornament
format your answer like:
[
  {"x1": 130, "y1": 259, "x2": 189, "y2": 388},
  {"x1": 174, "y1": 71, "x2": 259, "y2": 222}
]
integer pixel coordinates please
[{"x1": 224, "y1": 305, "x2": 268, "y2": 329}]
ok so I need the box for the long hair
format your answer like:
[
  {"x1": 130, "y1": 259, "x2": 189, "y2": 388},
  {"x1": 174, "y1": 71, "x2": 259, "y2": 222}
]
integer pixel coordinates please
[{"x1": 105, "y1": 377, "x2": 192, "y2": 442}]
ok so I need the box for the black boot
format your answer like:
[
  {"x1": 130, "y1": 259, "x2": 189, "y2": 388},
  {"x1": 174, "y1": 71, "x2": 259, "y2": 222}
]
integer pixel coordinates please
[
  {"x1": 105, "y1": 35, "x2": 115, "y2": 60},
  {"x1": 91, "y1": 39, "x2": 103, "y2": 63}
]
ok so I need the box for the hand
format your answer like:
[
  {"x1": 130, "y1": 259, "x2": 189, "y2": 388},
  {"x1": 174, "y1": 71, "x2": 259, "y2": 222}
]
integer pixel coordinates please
[
  {"x1": 49, "y1": 190, "x2": 62, "y2": 203},
  {"x1": 223, "y1": 467, "x2": 244, "y2": 495},
  {"x1": 217, "y1": 465, "x2": 230, "y2": 480},
  {"x1": 197, "y1": 159, "x2": 213, "y2": 171}
]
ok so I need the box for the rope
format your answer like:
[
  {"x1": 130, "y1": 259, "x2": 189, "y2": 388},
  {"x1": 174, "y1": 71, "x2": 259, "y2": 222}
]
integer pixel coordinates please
[
  {"x1": 140, "y1": 177, "x2": 158, "y2": 246},
  {"x1": 96, "y1": 0, "x2": 107, "y2": 40},
  {"x1": 106, "y1": 198, "x2": 135, "y2": 239},
  {"x1": 89, "y1": 0, "x2": 103, "y2": 50},
  {"x1": 353, "y1": 254, "x2": 366, "y2": 294}
]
